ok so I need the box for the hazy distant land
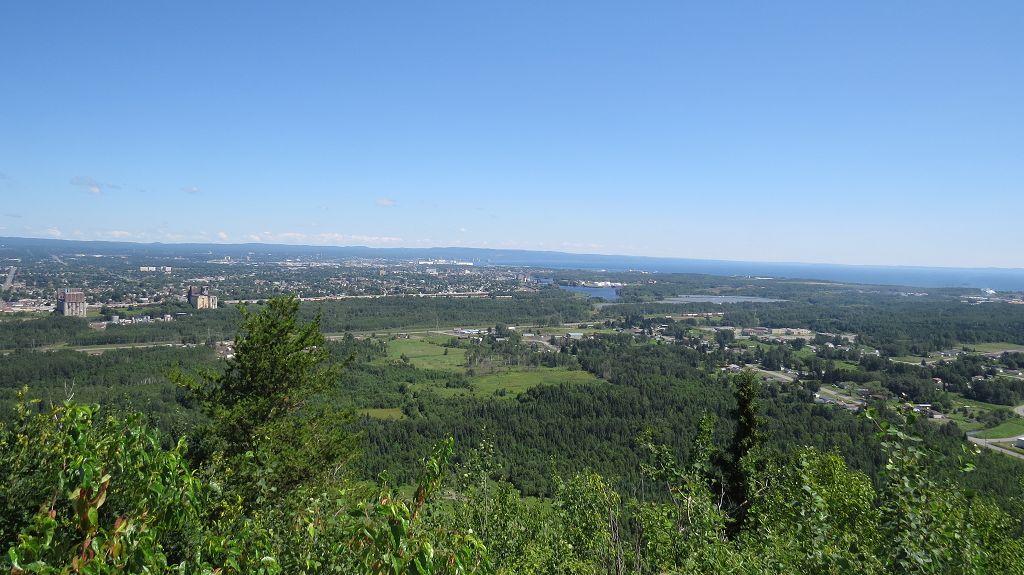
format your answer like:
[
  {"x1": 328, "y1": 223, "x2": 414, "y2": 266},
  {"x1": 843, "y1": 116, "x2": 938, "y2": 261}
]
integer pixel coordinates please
[{"x1": 3, "y1": 236, "x2": 1023, "y2": 291}]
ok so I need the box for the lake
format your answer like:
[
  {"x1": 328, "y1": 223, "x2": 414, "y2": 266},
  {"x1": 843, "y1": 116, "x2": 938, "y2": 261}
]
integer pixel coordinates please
[{"x1": 557, "y1": 285, "x2": 621, "y2": 300}]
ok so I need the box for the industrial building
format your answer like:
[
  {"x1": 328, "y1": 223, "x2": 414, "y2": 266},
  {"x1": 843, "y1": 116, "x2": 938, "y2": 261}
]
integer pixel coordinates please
[
  {"x1": 187, "y1": 286, "x2": 218, "y2": 310},
  {"x1": 56, "y1": 288, "x2": 87, "y2": 317}
]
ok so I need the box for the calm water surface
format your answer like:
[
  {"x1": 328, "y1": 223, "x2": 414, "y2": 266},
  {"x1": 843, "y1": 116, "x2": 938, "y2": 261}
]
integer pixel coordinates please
[{"x1": 557, "y1": 285, "x2": 621, "y2": 300}]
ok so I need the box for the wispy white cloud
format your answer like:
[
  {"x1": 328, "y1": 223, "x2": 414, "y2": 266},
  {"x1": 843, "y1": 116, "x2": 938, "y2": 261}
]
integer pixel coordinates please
[
  {"x1": 45, "y1": 227, "x2": 63, "y2": 237},
  {"x1": 240, "y1": 231, "x2": 404, "y2": 245},
  {"x1": 241, "y1": 231, "x2": 305, "y2": 243},
  {"x1": 349, "y1": 234, "x2": 402, "y2": 243},
  {"x1": 182, "y1": 185, "x2": 202, "y2": 195},
  {"x1": 375, "y1": 197, "x2": 397, "y2": 207},
  {"x1": 98, "y1": 230, "x2": 134, "y2": 239},
  {"x1": 316, "y1": 233, "x2": 342, "y2": 244},
  {"x1": 70, "y1": 176, "x2": 117, "y2": 194},
  {"x1": 217, "y1": 231, "x2": 228, "y2": 241}
]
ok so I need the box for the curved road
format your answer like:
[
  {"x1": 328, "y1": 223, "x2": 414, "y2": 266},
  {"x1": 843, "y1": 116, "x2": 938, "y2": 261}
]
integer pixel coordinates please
[
  {"x1": 967, "y1": 401, "x2": 1024, "y2": 461},
  {"x1": 968, "y1": 435, "x2": 1024, "y2": 461}
]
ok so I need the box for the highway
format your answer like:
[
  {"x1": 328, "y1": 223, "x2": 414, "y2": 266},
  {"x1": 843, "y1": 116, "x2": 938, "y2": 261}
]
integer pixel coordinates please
[{"x1": 2, "y1": 266, "x2": 14, "y2": 291}]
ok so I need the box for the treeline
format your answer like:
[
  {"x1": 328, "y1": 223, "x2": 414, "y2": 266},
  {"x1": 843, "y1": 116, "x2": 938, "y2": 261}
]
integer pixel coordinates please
[
  {"x1": 884, "y1": 353, "x2": 1024, "y2": 407},
  {"x1": 0, "y1": 335, "x2": 387, "y2": 438},
  {"x1": 0, "y1": 291, "x2": 591, "y2": 351},
  {"x1": 717, "y1": 300, "x2": 1024, "y2": 356},
  {"x1": 0, "y1": 309, "x2": 242, "y2": 350},
  {"x1": 0, "y1": 345, "x2": 217, "y2": 440},
  {"x1": 610, "y1": 273, "x2": 969, "y2": 303},
  {"x1": 357, "y1": 334, "x2": 1024, "y2": 510},
  {"x1": 599, "y1": 297, "x2": 1024, "y2": 358},
  {"x1": 305, "y1": 290, "x2": 591, "y2": 332},
  {"x1": 3, "y1": 296, "x2": 1022, "y2": 573},
  {"x1": 461, "y1": 329, "x2": 581, "y2": 373}
]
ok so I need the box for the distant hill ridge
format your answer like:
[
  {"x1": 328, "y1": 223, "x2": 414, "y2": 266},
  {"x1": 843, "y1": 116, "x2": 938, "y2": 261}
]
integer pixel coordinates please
[{"x1": 2, "y1": 235, "x2": 1023, "y2": 291}]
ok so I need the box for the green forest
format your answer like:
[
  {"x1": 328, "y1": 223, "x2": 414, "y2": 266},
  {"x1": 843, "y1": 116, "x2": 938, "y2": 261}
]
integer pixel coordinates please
[
  {"x1": 2, "y1": 294, "x2": 1023, "y2": 574},
  {"x1": 0, "y1": 291, "x2": 589, "y2": 351}
]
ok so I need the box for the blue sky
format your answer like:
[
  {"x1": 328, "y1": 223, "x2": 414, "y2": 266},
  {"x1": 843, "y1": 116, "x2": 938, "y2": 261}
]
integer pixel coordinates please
[{"x1": 1, "y1": 1, "x2": 1021, "y2": 267}]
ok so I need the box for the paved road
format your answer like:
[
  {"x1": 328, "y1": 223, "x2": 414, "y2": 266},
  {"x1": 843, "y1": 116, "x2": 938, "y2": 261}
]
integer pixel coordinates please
[
  {"x1": 2, "y1": 266, "x2": 14, "y2": 291},
  {"x1": 968, "y1": 435, "x2": 1024, "y2": 461},
  {"x1": 967, "y1": 403, "x2": 1024, "y2": 460},
  {"x1": 750, "y1": 366, "x2": 798, "y2": 383}
]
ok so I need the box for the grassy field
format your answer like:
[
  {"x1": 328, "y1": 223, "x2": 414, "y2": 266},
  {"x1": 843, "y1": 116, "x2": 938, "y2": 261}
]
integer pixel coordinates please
[
  {"x1": 992, "y1": 441, "x2": 1024, "y2": 455},
  {"x1": 384, "y1": 337, "x2": 466, "y2": 371},
  {"x1": 379, "y1": 335, "x2": 602, "y2": 400},
  {"x1": 965, "y1": 342, "x2": 1024, "y2": 353},
  {"x1": 359, "y1": 407, "x2": 405, "y2": 420},
  {"x1": 469, "y1": 367, "x2": 601, "y2": 397},
  {"x1": 735, "y1": 339, "x2": 764, "y2": 350},
  {"x1": 952, "y1": 395, "x2": 1013, "y2": 412},
  {"x1": 892, "y1": 355, "x2": 937, "y2": 365},
  {"x1": 941, "y1": 408, "x2": 987, "y2": 432},
  {"x1": 945, "y1": 417, "x2": 986, "y2": 433},
  {"x1": 409, "y1": 366, "x2": 603, "y2": 400},
  {"x1": 792, "y1": 348, "x2": 817, "y2": 361},
  {"x1": 945, "y1": 394, "x2": 1015, "y2": 433},
  {"x1": 974, "y1": 418, "x2": 1024, "y2": 439},
  {"x1": 533, "y1": 326, "x2": 617, "y2": 337}
]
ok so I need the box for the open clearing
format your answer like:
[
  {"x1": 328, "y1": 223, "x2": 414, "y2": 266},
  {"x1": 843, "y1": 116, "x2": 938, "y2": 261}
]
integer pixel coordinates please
[
  {"x1": 993, "y1": 441, "x2": 1024, "y2": 456},
  {"x1": 892, "y1": 355, "x2": 938, "y2": 365},
  {"x1": 403, "y1": 366, "x2": 603, "y2": 400},
  {"x1": 384, "y1": 336, "x2": 466, "y2": 371},
  {"x1": 966, "y1": 342, "x2": 1024, "y2": 354},
  {"x1": 974, "y1": 418, "x2": 1024, "y2": 439},
  {"x1": 359, "y1": 407, "x2": 405, "y2": 420},
  {"x1": 951, "y1": 395, "x2": 1012, "y2": 413},
  {"x1": 946, "y1": 395, "x2": 1017, "y2": 433},
  {"x1": 378, "y1": 334, "x2": 603, "y2": 401},
  {"x1": 468, "y1": 367, "x2": 601, "y2": 397}
]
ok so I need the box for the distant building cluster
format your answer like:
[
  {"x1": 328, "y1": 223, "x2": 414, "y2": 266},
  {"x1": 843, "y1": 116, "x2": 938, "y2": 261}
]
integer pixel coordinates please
[
  {"x1": 108, "y1": 313, "x2": 174, "y2": 325},
  {"x1": 56, "y1": 288, "x2": 87, "y2": 317},
  {"x1": 187, "y1": 286, "x2": 218, "y2": 310},
  {"x1": 417, "y1": 259, "x2": 473, "y2": 266},
  {"x1": 139, "y1": 266, "x2": 173, "y2": 272}
]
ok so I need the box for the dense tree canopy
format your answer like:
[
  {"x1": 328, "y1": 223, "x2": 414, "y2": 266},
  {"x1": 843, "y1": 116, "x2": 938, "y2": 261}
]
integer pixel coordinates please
[{"x1": 3, "y1": 294, "x2": 1024, "y2": 573}]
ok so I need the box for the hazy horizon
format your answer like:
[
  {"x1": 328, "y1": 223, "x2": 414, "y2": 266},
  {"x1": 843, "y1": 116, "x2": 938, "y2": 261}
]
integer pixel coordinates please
[
  {"x1": 2, "y1": 2, "x2": 1022, "y2": 267},
  {"x1": 5, "y1": 234, "x2": 1024, "y2": 275}
]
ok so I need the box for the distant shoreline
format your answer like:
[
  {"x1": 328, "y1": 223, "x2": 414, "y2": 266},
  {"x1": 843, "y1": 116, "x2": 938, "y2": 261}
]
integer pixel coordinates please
[{"x1": 2, "y1": 235, "x2": 1023, "y2": 292}]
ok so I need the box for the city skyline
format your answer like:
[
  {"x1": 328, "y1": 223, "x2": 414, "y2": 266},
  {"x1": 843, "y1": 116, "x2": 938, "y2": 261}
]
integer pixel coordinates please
[{"x1": 2, "y1": 1, "x2": 1022, "y2": 268}]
